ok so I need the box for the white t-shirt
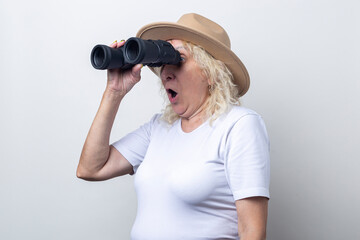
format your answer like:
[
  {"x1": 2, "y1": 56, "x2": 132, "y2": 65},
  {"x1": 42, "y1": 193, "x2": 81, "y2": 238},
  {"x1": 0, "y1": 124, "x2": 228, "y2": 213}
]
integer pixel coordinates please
[{"x1": 113, "y1": 106, "x2": 270, "y2": 240}]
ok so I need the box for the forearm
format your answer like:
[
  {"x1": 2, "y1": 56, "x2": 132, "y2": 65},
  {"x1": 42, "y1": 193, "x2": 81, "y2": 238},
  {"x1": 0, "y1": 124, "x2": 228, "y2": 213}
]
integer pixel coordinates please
[{"x1": 77, "y1": 89, "x2": 124, "y2": 177}]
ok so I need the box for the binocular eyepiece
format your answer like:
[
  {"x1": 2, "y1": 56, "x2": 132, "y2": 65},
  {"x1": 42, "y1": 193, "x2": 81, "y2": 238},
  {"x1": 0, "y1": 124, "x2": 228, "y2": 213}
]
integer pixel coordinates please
[{"x1": 90, "y1": 37, "x2": 181, "y2": 70}]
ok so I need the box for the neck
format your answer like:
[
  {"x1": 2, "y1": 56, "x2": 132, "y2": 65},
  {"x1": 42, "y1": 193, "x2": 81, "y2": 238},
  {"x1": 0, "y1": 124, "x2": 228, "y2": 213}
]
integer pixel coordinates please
[{"x1": 180, "y1": 103, "x2": 208, "y2": 133}]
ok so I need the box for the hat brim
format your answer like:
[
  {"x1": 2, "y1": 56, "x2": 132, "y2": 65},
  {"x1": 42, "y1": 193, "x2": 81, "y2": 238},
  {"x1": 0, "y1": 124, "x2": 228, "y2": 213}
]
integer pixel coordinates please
[{"x1": 136, "y1": 22, "x2": 250, "y2": 97}]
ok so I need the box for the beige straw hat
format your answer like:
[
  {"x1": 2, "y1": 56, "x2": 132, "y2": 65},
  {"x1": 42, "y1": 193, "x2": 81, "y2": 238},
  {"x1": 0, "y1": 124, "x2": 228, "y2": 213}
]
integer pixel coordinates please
[{"x1": 136, "y1": 13, "x2": 250, "y2": 97}]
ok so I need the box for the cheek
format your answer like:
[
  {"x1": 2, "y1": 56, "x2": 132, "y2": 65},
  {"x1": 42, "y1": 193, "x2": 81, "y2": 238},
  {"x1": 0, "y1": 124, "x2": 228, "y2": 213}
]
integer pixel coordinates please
[
  {"x1": 193, "y1": 75, "x2": 209, "y2": 94},
  {"x1": 183, "y1": 82, "x2": 208, "y2": 103},
  {"x1": 185, "y1": 67, "x2": 208, "y2": 88}
]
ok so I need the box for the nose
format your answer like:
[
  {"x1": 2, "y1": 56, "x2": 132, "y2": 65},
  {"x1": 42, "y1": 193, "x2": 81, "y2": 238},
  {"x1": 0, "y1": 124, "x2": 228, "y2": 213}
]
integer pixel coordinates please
[{"x1": 160, "y1": 64, "x2": 176, "y2": 82}]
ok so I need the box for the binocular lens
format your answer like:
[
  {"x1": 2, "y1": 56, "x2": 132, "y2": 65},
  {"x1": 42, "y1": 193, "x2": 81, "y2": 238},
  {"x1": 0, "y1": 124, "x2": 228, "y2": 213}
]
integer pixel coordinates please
[
  {"x1": 125, "y1": 40, "x2": 140, "y2": 62},
  {"x1": 93, "y1": 47, "x2": 106, "y2": 68}
]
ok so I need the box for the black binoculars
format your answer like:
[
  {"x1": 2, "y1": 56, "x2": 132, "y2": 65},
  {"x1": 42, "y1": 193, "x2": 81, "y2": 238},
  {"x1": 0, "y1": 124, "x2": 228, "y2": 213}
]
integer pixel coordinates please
[{"x1": 90, "y1": 37, "x2": 181, "y2": 70}]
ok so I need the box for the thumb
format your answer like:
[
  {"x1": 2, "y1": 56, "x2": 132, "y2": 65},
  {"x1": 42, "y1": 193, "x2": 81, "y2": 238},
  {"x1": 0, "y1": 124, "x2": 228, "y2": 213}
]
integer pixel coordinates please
[{"x1": 131, "y1": 64, "x2": 143, "y2": 80}]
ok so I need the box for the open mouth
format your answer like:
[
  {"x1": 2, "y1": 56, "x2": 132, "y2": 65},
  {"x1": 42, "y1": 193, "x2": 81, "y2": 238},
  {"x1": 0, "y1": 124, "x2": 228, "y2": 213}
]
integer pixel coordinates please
[{"x1": 167, "y1": 89, "x2": 178, "y2": 98}]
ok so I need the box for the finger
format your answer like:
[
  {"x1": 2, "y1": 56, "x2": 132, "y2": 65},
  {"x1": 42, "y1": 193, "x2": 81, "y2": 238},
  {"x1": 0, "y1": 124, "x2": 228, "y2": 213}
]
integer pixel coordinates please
[
  {"x1": 109, "y1": 40, "x2": 118, "y2": 48},
  {"x1": 116, "y1": 39, "x2": 126, "y2": 48}
]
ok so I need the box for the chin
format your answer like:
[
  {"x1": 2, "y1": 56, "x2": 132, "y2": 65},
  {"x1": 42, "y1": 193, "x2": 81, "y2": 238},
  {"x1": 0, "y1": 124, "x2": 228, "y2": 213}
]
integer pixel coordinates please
[{"x1": 172, "y1": 105, "x2": 186, "y2": 117}]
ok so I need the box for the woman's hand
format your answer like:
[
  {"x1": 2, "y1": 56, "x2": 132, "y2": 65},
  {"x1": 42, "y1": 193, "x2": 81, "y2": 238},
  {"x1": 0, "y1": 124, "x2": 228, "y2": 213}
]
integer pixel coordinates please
[{"x1": 106, "y1": 40, "x2": 142, "y2": 96}]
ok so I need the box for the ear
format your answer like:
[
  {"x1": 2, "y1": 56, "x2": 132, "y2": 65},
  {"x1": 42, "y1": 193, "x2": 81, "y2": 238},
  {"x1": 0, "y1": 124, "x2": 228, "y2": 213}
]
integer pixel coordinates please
[{"x1": 207, "y1": 77, "x2": 212, "y2": 86}]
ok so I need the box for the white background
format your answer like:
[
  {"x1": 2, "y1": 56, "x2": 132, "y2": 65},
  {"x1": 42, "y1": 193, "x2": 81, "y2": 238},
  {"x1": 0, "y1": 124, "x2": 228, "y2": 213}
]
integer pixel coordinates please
[{"x1": 1, "y1": 0, "x2": 359, "y2": 239}]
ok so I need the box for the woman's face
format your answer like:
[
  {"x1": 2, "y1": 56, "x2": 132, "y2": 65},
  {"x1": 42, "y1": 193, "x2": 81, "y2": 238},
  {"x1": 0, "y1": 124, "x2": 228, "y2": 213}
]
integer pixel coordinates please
[{"x1": 160, "y1": 40, "x2": 210, "y2": 119}]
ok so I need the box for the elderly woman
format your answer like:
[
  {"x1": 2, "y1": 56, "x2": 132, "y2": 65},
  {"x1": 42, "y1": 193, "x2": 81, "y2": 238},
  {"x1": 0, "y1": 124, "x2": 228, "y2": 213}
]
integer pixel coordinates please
[{"x1": 77, "y1": 13, "x2": 270, "y2": 240}]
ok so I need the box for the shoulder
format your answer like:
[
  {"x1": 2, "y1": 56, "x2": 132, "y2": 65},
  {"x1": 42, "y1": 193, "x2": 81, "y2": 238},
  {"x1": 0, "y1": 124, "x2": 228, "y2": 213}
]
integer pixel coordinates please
[
  {"x1": 143, "y1": 113, "x2": 175, "y2": 135},
  {"x1": 149, "y1": 113, "x2": 163, "y2": 124},
  {"x1": 143, "y1": 113, "x2": 167, "y2": 127},
  {"x1": 214, "y1": 105, "x2": 269, "y2": 144},
  {"x1": 229, "y1": 105, "x2": 260, "y2": 117},
  {"x1": 217, "y1": 105, "x2": 263, "y2": 127}
]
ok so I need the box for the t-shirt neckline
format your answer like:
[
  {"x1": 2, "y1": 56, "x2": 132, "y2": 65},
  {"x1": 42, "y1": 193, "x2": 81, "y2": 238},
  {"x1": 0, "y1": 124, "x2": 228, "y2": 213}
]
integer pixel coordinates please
[{"x1": 176, "y1": 118, "x2": 210, "y2": 135}]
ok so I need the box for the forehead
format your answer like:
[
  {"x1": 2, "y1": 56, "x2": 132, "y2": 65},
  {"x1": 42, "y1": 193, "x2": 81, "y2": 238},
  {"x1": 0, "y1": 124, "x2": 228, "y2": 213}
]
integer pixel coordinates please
[{"x1": 167, "y1": 39, "x2": 187, "y2": 51}]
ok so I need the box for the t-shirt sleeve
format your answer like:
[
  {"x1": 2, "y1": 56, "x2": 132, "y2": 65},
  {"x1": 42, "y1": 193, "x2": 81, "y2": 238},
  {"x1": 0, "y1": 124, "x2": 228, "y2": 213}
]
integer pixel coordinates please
[
  {"x1": 112, "y1": 114, "x2": 159, "y2": 173},
  {"x1": 224, "y1": 113, "x2": 270, "y2": 201}
]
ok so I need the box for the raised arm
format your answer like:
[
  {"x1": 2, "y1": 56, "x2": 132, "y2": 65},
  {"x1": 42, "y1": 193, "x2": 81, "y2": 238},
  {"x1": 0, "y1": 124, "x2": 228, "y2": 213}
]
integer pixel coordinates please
[{"x1": 76, "y1": 40, "x2": 142, "y2": 181}]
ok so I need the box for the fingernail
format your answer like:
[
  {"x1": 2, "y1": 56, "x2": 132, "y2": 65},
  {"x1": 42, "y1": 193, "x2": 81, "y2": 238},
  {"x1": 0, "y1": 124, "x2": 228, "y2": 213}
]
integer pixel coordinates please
[
  {"x1": 112, "y1": 40, "x2": 118, "y2": 44},
  {"x1": 141, "y1": 64, "x2": 144, "y2": 68},
  {"x1": 120, "y1": 39, "x2": 125, "y2": 42}
]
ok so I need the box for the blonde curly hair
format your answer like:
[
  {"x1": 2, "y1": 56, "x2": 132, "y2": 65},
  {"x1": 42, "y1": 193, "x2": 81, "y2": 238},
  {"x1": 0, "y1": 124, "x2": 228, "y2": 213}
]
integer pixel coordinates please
[{"x1": 155, "y1": 41, "x2": 241, "y2": 125}]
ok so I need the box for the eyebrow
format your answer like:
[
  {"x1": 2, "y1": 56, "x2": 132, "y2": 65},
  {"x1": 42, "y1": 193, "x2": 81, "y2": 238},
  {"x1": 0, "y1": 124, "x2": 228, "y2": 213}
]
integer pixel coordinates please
[{"x1": 175, "y1": 46, "x2": 186, "y2": 51}]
